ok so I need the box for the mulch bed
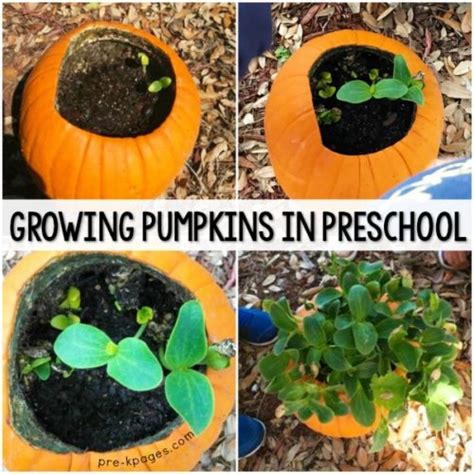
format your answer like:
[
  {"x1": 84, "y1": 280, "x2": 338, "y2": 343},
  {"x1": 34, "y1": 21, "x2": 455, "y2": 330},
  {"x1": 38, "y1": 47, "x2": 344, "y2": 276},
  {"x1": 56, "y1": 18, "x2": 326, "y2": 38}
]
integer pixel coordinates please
[
  {"x1": 3, "y1": 2, "x2": 235, "y2": 199},
  {"x1": 239, "y1": 3, "x2": 472, "y2": 198},
  {"x1": 239, "y1": 251, "x2": 471, "y2": 471}
]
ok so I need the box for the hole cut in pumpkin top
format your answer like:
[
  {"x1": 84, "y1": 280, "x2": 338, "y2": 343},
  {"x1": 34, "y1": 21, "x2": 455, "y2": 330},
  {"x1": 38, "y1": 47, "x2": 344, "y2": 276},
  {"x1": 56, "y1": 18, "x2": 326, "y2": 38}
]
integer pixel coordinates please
[
  {"x1": 11, "y1": 254, "x2": 198, "y2": 453},
  {"x1": 309, "y1": 46, "x2": 416, "y2": 155},
  {"x1": 55, "y1": 27, "x2": 176, "y2": 137}
]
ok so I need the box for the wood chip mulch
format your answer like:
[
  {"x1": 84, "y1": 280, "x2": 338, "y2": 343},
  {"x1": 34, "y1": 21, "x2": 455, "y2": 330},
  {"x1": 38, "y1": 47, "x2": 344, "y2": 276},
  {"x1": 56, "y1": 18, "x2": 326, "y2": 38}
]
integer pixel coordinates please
[
  {"x1": 239, "y1": 251, "x2": 471, "y2": 471},
  {"x1": 3, "y1": 2, "x2": 236, "y2": 199},
  {"x1": 239, "y1": 3, "x2": 472, "y2": 199}
]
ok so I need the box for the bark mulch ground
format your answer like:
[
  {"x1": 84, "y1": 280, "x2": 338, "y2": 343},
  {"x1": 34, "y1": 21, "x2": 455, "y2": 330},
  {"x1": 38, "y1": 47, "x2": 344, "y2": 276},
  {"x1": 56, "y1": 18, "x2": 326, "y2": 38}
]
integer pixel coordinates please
[
  {"x1": 239, "y1": 251, "x2": 471, "y2": 471},
  {"x1": 3, "y1": 2, "x2": 236, "y2": 199},
  {"x1": 239, "y1": 3, "x2": 471, "y2": 199}
]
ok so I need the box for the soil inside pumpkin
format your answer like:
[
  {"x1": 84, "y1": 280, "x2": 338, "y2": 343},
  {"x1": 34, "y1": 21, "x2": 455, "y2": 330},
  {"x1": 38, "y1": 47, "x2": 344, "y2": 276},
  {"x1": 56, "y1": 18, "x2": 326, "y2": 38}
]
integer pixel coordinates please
[
  {"x1": 309, "y1": 46, "x2": 416, "y2": 155},
  {"x1": 56, "y1": 28, "x2": 176, "y2": 137},
  {"x1": 15, "y1": 254, "x2": 195, "y2": 452}
]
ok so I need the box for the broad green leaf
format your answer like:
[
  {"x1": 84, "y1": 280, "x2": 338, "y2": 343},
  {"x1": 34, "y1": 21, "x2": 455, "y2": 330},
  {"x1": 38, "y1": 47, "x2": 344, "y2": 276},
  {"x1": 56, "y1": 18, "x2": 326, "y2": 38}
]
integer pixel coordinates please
[
  {"x1": 388, "y1": 328, "x2": 422, "y2": 372},
  {"x1": 395, "y1": 301, "x2": 417, "y2": 315},
  {"x1": 298, "y1": 407, "x2": 313, "y2": 420},
  {"x1": 50, "y1": 314, "x2": 80, "y2": 330},
  {"x1": 366, "y1": 281, "x2": 380, "y2": 300},
  {"x1": 259, "y1": 352, "x2": 290, "y2": 380},
  {"x1": 393, "y1": 55, "x2": 412, "y2": 85},
  {"x1": 429, "y1": 381, "x2": 463, "y2": 405},
  {"x1": 390, "y1": 287, "x2": 414, "y2": 301},
  {"x1": 159, "y1": 76, "x2": 172, "y2": 88},
  {"x1": 306, "y1": 347, "x2": 322, "y2": 365},
  {"x1": 202, "y1": 347, "x2": 230, "y2": 370},
  {"x1": 371, "y1": 372, "x2": 407, "y2": 410},
  {"x1": 54, "y1": 324, "x2": 114, "y2": 368},
  {"x1": 326, "y1": 300, "x2": 341, "y2": 318},
  {"x1": 375, "y1": 319, "x2": 403, "y2": 339},
  {"x1": 373, "y1": 79, "x2": 408, "y2": 99},
  {"x1": 336, "y1": 80, "x2": 372, "y2": 104},
  {"x1": 165, "y1": 368, "x2": 214, "y2": 435},
  {"x1": 425, "y1": 401, "x2": 448, "y2": 430},
  {"x1": 342, "y1": 272, "x2": 359, "y2": 294},
  {"x1": 315, "y1": 288, "x2": 342, "y2": 308},
  {"x1": 266, "y1": 373, "x2": 291, "y2": 393},
  {"x1": 370, "y1": 418, "x2": 389, "y2": 452},
  {"x1": 324, "y1": 390, "x2": 349, "y2": 416},
  {"x1": 333, "y1": 328, "x2": 355, "y2": 350},
  {"x1": 165, "y1": 300, "x2": 207, "y2": 370},
  {"x1": 309, "y1": 400, "x2": 334, "y2": 423},
  {"x1": 373, "y1": 302, "x2": 393, "y2": 318},
  {"x1": 59, "y1": 286, "x2": 81, "y2": 310},
  {"x1": 303, "y1": 316, "x2": 326, "y2": 351},
  {"x1": 358, "y1": 261, "x2": 383, "y2": 275},
  {"x1": 348, "y1": 285, "x2": 372, "y2": 321},
  {"x1": 343, "y1": 373, "x2": 358, "y2": 397},
  {"x1": 403, "y1": 86, "x2": 424, "y2": 105},
  {"x1": 273, "y1": 331, "x2": 289, "y2": 355},
  {"x1": 136, "y1": 306, "x2": 154, "y2": 324},
  {"x1": 335, "y1": 313, "x2": 353, "y2": 330},
  {"x1": 323, "y1": 347, "x2": 351, "y2": 371},
  {"x1": 352, "y1": 321, "x2": 378, "y2": 355},
  {"x1": 34, "y1": 363, "x2": 51, "y2": 381},
  {"x1": 267, "y1": 301, "x2": 297, "y2": 331},
  {"x1": 278, "y1": 383, "x2": 307, "y2": 401},
  {"x1": 21, "y1": 356, "x2": 51, "y2": 375},
  {"x1": 355, "y1": 361, "x2": 378, "y2": 379},
  {"x1": 350, "y1": 385, "x2": 376, "y2": 427},
  {"x1": 107, "y1": 337, "x2": 163, "y2": 391},
  {"x1": 287, "y1": 333, "x2": 308, "y2": 349},
  {"x1": 421, "y1": 327, "x2": 448, "y2": 346}
]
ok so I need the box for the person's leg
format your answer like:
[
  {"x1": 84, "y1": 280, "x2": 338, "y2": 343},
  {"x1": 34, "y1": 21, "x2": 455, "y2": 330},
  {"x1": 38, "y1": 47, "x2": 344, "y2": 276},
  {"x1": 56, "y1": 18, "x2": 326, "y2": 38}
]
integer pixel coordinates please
[
  {"x1": 238, "y1": 415, "x2": 266, "y2": 459},
  {"x1": 239, "y1": 307, "x2": 278, "y2": 345}
]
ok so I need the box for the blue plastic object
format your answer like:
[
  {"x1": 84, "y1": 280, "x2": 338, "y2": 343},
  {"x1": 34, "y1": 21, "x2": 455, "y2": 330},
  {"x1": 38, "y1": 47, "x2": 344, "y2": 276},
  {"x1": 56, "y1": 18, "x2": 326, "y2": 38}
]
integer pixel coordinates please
[
  {"x1": 239, "y1": 415, "x2": 266, "y2": 458},
  {"x1": 239, "y1": 307, "x2": 277, "y2": 345}
]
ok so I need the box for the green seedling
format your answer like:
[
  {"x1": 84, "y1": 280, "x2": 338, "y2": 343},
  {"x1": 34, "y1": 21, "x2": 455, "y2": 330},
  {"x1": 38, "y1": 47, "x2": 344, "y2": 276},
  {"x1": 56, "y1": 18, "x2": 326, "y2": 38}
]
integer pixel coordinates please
[
  {"x1": 274, "y1": 46, "x2": 291, "y2": 63},
  {"x1": 336, "y1": 55, "x2": 425, "y2": 105},
  {"x1": 52, "y1": 299, "x2": 229, "y2": 435},
  {"x1": 50, "y1": 314, "x2": 81, "y2": 330},
  {"x1": 138, "y1": 52, "x2": 150, "y2": 75},
  {"x1": 59, "y1": 286, "x2": 81, "y2": 310},
  {"x1": 22, "y1": 356, "x2": 51, "y2": 381},
  {"x1": 316, "y1": 71, "x2": 336, "y2": 99},
  {"x1": 259, "y1": 256, "x2": 462, "y2": 452},
  {"x1": 148, "y1": 76, "x2": 172, "y2": 93},
  {"x1": 317, "y1": 106, "x2": 341, "y2": 125}
]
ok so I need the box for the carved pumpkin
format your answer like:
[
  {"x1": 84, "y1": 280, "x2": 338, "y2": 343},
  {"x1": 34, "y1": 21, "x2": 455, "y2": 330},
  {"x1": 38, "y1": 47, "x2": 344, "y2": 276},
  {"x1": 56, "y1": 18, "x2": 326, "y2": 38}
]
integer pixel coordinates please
[
  {"x1": 20, "y1": 22, "x2": 200, "y2": 199},
  {"x1": 265, "y1": 30, "x2": 443, "y2": 199},
  {"x1": 3, "y1": 252, "x2": 234, "y2": 471}
]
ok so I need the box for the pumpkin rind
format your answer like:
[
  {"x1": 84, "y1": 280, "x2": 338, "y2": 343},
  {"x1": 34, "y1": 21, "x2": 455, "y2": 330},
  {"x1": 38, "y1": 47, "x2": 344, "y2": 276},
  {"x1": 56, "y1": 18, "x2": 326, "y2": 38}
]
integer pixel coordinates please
[
  {"x1": 3, "y1": 251, "x2": 235, "y2": 471},
  {"x1": 20, "y1": 22, "x2": 201, "y2": 199},
  {"x1": 264, "y1": 30, "x2": 444, "y2": 199}
]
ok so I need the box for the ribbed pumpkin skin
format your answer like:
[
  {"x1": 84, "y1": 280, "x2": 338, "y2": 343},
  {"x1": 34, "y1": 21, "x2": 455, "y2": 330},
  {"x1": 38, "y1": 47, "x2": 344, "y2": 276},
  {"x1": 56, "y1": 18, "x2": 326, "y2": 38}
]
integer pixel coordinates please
[
  {"x1": 265, "y1": 30, "x2": 444, "y2": 199},
  {"x1": 3, "y1": 252, "x2": 235, "y2": 471},
  {"x1": 20, "y1": 22, "x2": 200, "y2": 199}
]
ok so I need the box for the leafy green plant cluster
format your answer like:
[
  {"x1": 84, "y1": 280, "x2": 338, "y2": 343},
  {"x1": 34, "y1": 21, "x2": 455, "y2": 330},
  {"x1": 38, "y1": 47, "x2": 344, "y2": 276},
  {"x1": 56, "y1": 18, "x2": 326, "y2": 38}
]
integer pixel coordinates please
[
  {"x1": 336, "y1": 55, "x2": 425, "y2": 105},
  {"x1": 137, "y1": 52, "x2": 172, "y2": 94},
  {"x1": 274, "y1": 46, "x2": 291, "y2": 63},
  {"x1": 22, "y1": 286, "x2": 231, "y2": 436},
  {"x1": 259, "y1": 257, "x2": 463, "y2": 451}
]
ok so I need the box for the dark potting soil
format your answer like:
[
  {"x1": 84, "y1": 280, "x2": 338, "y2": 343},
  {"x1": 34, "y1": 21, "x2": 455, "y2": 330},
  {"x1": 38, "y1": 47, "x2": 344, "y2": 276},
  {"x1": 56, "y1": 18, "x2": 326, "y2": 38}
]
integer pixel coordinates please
[
  {"x1": 56, "y1": 28, "x2": 176, "y2": 137},
  {"x1": 309, "y1": 46, "x2": 416, "y2": 155},
  {"x1": 17, "y1": 257, "x2": 193, "y2": 452}
]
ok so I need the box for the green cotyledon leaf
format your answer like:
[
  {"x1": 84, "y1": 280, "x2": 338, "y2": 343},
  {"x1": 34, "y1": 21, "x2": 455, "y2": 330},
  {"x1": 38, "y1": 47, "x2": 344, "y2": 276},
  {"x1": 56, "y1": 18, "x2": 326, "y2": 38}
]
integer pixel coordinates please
[
  {"x1": 165, "y1": 368, "x2": 214, "y2": 435},
  {"x1": 165, "y1": 300, "x2": 207, "y2": 370}
]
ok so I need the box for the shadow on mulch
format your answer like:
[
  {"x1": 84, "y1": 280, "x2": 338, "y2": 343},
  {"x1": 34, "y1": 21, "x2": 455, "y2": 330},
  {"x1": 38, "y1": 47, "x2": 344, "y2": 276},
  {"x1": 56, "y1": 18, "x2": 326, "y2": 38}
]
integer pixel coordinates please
[{"x1": 3, "y1": 70, "x2": 47, "y2": 199}]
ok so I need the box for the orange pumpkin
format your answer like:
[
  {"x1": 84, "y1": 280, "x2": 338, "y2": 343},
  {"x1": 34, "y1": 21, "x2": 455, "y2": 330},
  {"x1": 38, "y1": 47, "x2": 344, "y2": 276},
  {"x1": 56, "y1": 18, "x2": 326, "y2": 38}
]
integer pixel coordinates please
[
  {"x1": 265, "y1": 30, "x2": 443, "y2": 199},
  {"x1": 3, "y1": 252, "x2": 235, "y2": 471},
  {"x1": 20, "y1": 22, "x2": 200, "y2": 199}
]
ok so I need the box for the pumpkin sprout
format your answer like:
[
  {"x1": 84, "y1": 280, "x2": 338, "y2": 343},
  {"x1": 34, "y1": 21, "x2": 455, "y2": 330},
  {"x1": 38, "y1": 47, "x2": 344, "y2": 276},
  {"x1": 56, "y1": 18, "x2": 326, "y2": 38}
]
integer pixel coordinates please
[
  {"x1": 259, "y1": 256, "x2": 463, "y2": 451},
  {"x1": 137, "y1": 52, "x2": 149, "y2": 75},
  {"x1": 48, "y1": 299, "x2": 231, "y2": 435},
  {"x1": 317, "y1": 105, "x2": 341, "y2": 125},
  {"x1": 316, "y1": 71, "x2": 336, "y2": 99},
  {"x1": 336, "y1": 54, "x2": 425, "y2": 105},
  {"x1": 148, "y1": 76, "x2": 172, "y2": 94},
  {"x1": 21, "y1": 356, "x2": 51, "y2": 381}
]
